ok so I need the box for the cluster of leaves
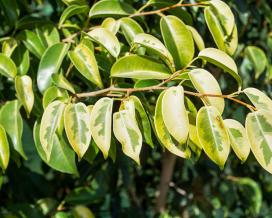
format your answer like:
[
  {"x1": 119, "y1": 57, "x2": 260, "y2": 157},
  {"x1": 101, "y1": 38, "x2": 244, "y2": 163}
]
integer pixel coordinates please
[{"x1": 0, "y1": 0, "x2": 272, "y2": 217}]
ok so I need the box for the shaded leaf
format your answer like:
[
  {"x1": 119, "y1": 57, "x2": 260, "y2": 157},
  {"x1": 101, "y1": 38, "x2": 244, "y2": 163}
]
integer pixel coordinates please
[
  {"x1": 11, "y1": 44, "x2": 30, "y2": 75},
  {"x1": 0, "y1": 125, "x2": 10, "y2": 171}
]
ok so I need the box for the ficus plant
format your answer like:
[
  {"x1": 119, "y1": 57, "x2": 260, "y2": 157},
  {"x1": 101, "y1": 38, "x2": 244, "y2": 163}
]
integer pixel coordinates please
[{"x1": 0, "y1": 1, "x2": 272, "y2": 215}]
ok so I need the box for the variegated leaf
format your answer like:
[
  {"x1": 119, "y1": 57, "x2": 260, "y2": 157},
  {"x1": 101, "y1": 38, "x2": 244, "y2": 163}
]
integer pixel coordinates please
[
  {"x1": 90, "y1": 98, "x2": 113, "y2": 159},
  {"x1": 244, "y1": 88, "x2": 272, "y2": 111}
]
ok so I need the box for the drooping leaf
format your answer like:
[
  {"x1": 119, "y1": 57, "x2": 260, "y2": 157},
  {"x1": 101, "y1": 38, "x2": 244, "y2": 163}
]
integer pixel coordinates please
[
  {"x1": 224, "y1": 119, "x2": 250, "y2": 163},
  {"x1": 11, "y1": 44, "x2": 30, "y2": 75},
  {"x1": 37, "y1": 43, "x2": 70, "y2": 93},
  {"x1": 243, "y1": 88, "x2": 272, "y2": 111},
  {"x1": 64, "y1": 103, "x2": 91, "y2": 159},
  {"x1": 162, "y1": 86, "x2": 189, "y2": 145},
  {"x1": 101, "y1": 17, "x2": 120, "y2": 34},
  {"x1": 90, "y1": 98, "x2": 113, "y2": 159},
  {"x1": 68, "y1": 43, "x2": 103, "y2": 88},
  {"x1": 52, "y1": 73, "x2": 75, "y2": 94},
  {"x1": 0, "y1": 53, "x2": 17, "y2": 78},
  {"x1": 154, "y1": 91, "x2": 191, "y2": 158},
  {"x1": 59, "y1": 5, "x2": 89, "y2": 28},
  {"x1": 160, "y1": 15, "x2": 194, "y2": 69},
  {"x1": 189, "y1": 68, "x2": 225, "y2": 114},
  {"x1": 246, "y1": 110, "x2": 272, "y2": 174},
  {"x1": 87, "y1": 27, "x2": 120, "y2": 58},
  {"x1": 187, "y1": 25, "x2": 205, "y2": 51},
  {"x1": 119, "y1": 17, "x2": 144, "y2": 45},
  {"x1": 40, "y1": 101, "x2": 66, "y2": 160},
  {"x1": 245, "y1": 46, "x2": 267, "y2": 79},
  {"x1": 0, "y1": 125, "x2": 10, "y2": 171},
  {"x1": 89, "y1": 0, "x2": 136, "y2": 18},
  {"x1": 15, "y1": 75, "x2": 34, "y2": 117},
  {"x1": 0, "y1": 100, "x2": 26, "y2": 159},
  {"x1": 35, "y1": 24, "x2": 60, "y2": 47},
  {"x1": 196, "y1": 106, "x2": 230, "y2": 168},
  {"x1": 113, "y1": 110, "x2": 142, "y2": 164},
  {"x1": 132, "y1": 33, "x2": 175, "y2": 72},
  {"x1": 111, "y1": 55, "x2": 171, "y2": 79},
  {"x1": 198, "y1": 48, "x2": 241, "y2": 87},
  {"x1": 34, "y1": 122, "x2": 78, "y2": 174}
]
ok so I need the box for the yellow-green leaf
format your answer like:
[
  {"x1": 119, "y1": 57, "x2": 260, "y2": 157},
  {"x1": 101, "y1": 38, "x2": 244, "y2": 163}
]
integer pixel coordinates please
[
  {"x1": 196, "y1": 106, "x2": 230, "y2": 168},
  {"x1": 40, "y1": 100, "x2": 66, "y2": 160},
  {"x1": 42, "y1": 86, "x2": 69, "y2": 109},
  {"x1": 90, "y1": 98, "x2": 113, "y2": 159},
  {"x1": 64, "y1": 103, "x2": 91, "y2": 159},
  {"x1": 11, "y1": 44, "x2": 30, "y2": 75},
  {"x1": 244, "y1": 88, "x2": 272, "y2": 111},
  {"x1": 0, "y1": 53, "x2": 17, "y2": 78},
  {"x1": 189, "y1": 68, "x2": 225, "y2": 114},
  {"x1": 15, "y1": 75, "x2": 34, "y2": 117},
  {"x1": 101, "y1": 17, "x2": 120, "y2": 34},
  {"x1": 224, "y1": 119, "x2": 250, "y2": 163},
  {"x1": 187, "y1": 25, "x2": 205, "y2": 51},
  {"x1": 246, "y1": 110, "x2": 272, "y2": 174},
  {"x1": 0, "y1": 125, "x2": 10, "y2": 171},
  {"x1": 113, "y1": 110, "x2": 142, "y2": 164},
  {"x1": 154, "y1": 91, "x2": 191, "y2": 158},
  {"x1": 52, "y1": 73, "x2": 75, "y2": 94}
]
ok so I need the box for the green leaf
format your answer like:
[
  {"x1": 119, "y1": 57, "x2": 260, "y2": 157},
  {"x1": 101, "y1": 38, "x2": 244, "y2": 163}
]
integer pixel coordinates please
[
  {"x1": 68, "y1": 43, "x2": 103, "y2": 88},
  {"x1": 42, "y1": 86, "x2": 69, "y2": 109},
  {"x1": 189, "y1": 68, "x2": 225, "y2": 114},
  {"x1": 224, "y1": 119, "x2": 250, "y2": 163},
  {"x1": 187, "y1": 25, "x2": 205, "y2": 51},
  {"x1": 15, "y1": 75, "x2": 34, "y2": 117},
  {"x1": 154, "y1": 91, "x2": 191, "y2": 158},
  {"x1": 162, "y1": 86, "x2": 189, "y2": 145},
  {"x1": 72, "y1": 205, "x2": 95, "y2": 218},
  {"x1": 87, "y1": 27, "x2": 120, "y2": 58},
  {"x1": 196, "y1": 106, "x2": 230, "y2": 168},
  {"x1": 245, "y1": 46, "x2": 267, "y2": 79},
  {"x1": 64, "y1": 103, "x2": 92, "y2": 159},
  {"x1": 35, "y1": 24, "x2": 60, "y2": 47},
  {"x1": 37, "y1": 43, "x2": 70, "y2": 93},
  {"x1": 120, "y1": 17, "x2": 144, "y2": 45},
  {"x1": 198, "y1": 48, "x2": 241, "y2": 87},
  {"x1": 113, "y1": 110, "x2": 142, "y2": 164},
  {"x1": 34, "y1": 122, "x2": 78, "y2": 174},
  {"x1": 2, "y1": 38, "x2": 17, "y2": 57},
  {"x1": 101, "y1": 17, "x2": 120, "y2": 34},
  {"x1": 243, "y1": 88, "x2": 272, "y2": 111},
  {"x1": 90, "y1": 98, "x2": 113, "y2": 159},
  {"x1": 11, "y1": 44, "x2": 30, "y2": 75},
  {"x1": 40, "y1": 100, "x2": 66, "y2": 160},
  {"x1": 0, "y1": 125, "x2": 10, "y2": 171},
  {"x1": 0, "y1": 53, "x2": 17, "y2": 78},
  {"x1": 0, "y1": 100, "x2": 26, "y2": 159},
  {"x1": 89, "y1": 0, "x2": 136, "y2": 18},
  {"x1": 160, "y1": 15, "x2": 194, "y2": 69},
  {"x1": 246, "y1": 110, "x2": 272, "y2": 174},
  {"x1": 18, "y1": 30, "x2": 46, "y2": 59},
  {"x1": 62, "y1": 0, "x2": 88, "y2": 6},
  {"x1": 52, "y1": 73, "x2": 75, "y2": 94},
  {"x1": 0, "y1": 0, "x2": 19, "y2": 28},
  {"x1": 111, "y1": 55, "x2": 171, "y2": 79},
  {"x1": 132, "y1": 33, "x2": 175, "y2": 72},
  {"x1": 59, "y1": 5, "x2": 89, "y2": 28}
]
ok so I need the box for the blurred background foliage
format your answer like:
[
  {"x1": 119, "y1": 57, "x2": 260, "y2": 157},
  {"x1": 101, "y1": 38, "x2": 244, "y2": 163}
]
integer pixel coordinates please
[{"x1": 0, "y1": 0, "x2": 271, "y2": 217}]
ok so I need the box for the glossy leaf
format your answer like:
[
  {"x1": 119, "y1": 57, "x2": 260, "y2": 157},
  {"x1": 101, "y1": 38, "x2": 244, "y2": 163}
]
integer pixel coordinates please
[
  {"x1": 189, "y1": 68, "x2": 225, "y2": 114},
  {"x1": 34, "y1": 122, "x2": 78, "y2": 174},
  {"x1": 244, "y1": 88, "x2": 272, "y2": 111},
  {"x1": 0, "y1": 100, "x2": 26, "y2": 159},
  {"x1": 52, "y1": 73, "x2": 75, "y2": 94},
  {"x1": 198, "y1": 48, "x2": 241, "y2": 87},
  {"x1": 120, "y1": 17, "x2": 144, "y2": 45},
  {"x1": 101, "y1": 17, "x2": 120, "y2": 34},
  {"x1": 160, "y1": 15, "x2": 194, "y2": 69},
  {"x1": 90, "y1": 98, "x2": 113, "y2": 159},
  {"x1": 11, "y1": 44, "x2": 30, "y2": 75},
  {"x1": 89, "y1": 0, "x2": 136, "y2": 18},
  {"x1": 68, "y1": 43, "x2": 103, "y2": 88},
  {"x1": 0, "y1": 53, "x2": 17, "y2": 78},
  {"x1": 87, "y1": 27, "x2": 120, "y2": 58},
  {"x1": 246, "y1": 110, "x2": 272, "y2": 174},
  {"x1": 37, "y1": 43, "x2": 70, "y2": 93},
  {"x1": 111, "y1": 55, "x2": 171, "y2": 79},
  {"x1": 113, "y1": 110, "x2": 142, "y2": 164},
  {"x1": 187, "y1": 26, "x2": 205, "y2": 51},
  {"x1": 2, "y1": 38, "x2": 17, "y2": 56},
  {"x1": 133, "y1": 33, "x2": 175, "y2": 72},
  {"x1": 162, "y1": 86, "x2": 189, "y2": 145},
  {"x1": 196, "y1": 106, "x2": 230, "y2": 168},
  {"x1": 0, "y1": 125, "x2": 10, "y2": 171},
  {"x1": 35, "y1": 24, "x2": 60, "y2": 47},
  {"x1": 64, "y1": 103, "x2": 91, "y2": 159},
  {"x1": 40, "y1": 101, "x2": 66, "y2": 160},
  {"x1": 15, "y1": 75, "x2": 34, "y2": 117},
  {"x1": 154, "y1": 91, "x2": 191, "y2": 158},
  {"x1": 224, "y1": 119, "x2": 250, "y2": 163},
  {"x1": 43, "y1": 86, "x2": 69, "y2": 109}
]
